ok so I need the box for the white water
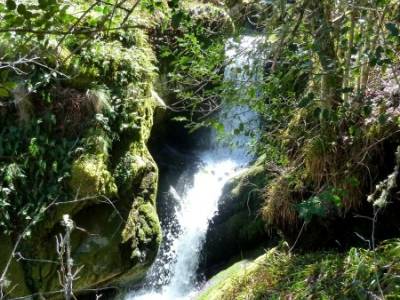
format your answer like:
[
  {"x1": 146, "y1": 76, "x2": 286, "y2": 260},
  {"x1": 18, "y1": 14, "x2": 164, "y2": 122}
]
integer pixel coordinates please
[{"x1": 125, "y1": 35, "x2": 263, "y2": 300}]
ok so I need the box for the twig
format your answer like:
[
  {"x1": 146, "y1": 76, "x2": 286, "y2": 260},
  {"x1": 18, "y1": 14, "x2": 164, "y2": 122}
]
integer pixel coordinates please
[{"x1": 289, "y1": 221, "x2": 306, "y2": 253}]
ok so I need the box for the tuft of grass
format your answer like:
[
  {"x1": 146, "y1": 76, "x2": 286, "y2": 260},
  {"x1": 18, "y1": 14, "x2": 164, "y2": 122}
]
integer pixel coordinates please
[{"x1": 262, "y1": 174, "x2": 302, "y2": 231}]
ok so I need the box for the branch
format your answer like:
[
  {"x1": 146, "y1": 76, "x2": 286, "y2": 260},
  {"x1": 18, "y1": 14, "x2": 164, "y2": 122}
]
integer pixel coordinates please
[{"x1": 0, "y1": 24, "x2": 147, "y2": 35}]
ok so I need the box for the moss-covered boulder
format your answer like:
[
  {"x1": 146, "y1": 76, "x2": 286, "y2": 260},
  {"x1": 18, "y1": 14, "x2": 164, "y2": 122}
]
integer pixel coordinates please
[
  {"x1": 201, "y1": 157, "x2": 277, "y2": 273},
  {"x1": 4, "y1": 92, "x2": 163, "y2": 297},
  {"x1": 0, "y1": 24, "x2": 164, "y2": 300}
]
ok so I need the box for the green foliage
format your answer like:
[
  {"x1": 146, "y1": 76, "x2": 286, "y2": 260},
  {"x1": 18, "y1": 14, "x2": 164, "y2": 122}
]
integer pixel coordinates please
[
  {"x1": 0, "y1": 0, "x2": 165, "y2": 98},
  {"x1": 155, "y1": 2, "x2": 228, "y2": 121},
  {"x1": 0, "y1": 0, "x2": 166, "y2": 236},
  {"x1": 253, "y1": 0, "x2": 400, "y2": 229},
  {"x1": 296, "y1": 188, "x2": 344, "y2": 223},
  {"x1": 0, "y1": 114, "x2": 74, "y2": 234},
  {"x1": 69, "y1": 39, "x2": 157, "y2": 88}
]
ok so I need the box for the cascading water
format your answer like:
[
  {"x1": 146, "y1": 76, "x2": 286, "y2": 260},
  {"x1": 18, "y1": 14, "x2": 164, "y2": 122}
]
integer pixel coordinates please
[{"x1": 125, "y1": 35, "x2": 264, "y2": 300}]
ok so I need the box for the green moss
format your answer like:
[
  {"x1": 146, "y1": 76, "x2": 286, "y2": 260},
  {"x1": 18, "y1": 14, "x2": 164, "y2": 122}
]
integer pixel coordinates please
[
  {"x1": 122, "y1": 201, "x2": 161, "y2": 259},
  {"x1": 197, "y1": 260, "x2": 252, "y2": 300},
  {"x1": 84, "y1": 127, "x2": 112, "y2": 155},
  {"x1": 137, "y1": 202, "x2": 162, "y2": 245},
  {"x1": 125, "y1": 95, "x2": 157, "y2": 142},
  {"x1": 114, "y1": 150, "x2": 148, "y2": 194},
  {"x1": 70, "y1": 153, "x2": 117, "y2": 197},
  {"x1": 67, "y1": 33, "x2": 157, "y2": 89},
  {"x1": 198, "y1": 240, "x2": 400, "y2": 300},
  {"x1": 0, "y1": 1, "x2": 165, "y2": 294}
]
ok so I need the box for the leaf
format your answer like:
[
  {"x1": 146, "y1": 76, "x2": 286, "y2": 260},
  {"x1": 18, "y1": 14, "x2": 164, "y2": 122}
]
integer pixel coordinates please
[
  {"x1": 172, "y1": 11, "x2": 185, "y2": 28},
  {"x1": 38, "y1": 0, "x2": 48, "y2": 9},
  {"x1": 6, "y1": 0, "x2": 16, "y2": 10},
  {"x1": 331, "y1": 195, "x2": 341, "y2": 206},
  {"x1": 268, "y1": 33, "x2": 279, "y2": 43},
  {"x1": 0, "y1": 88, "x2": 9, "y2": 97},
  {"x1": 386, "y1": 22, "x2": 399, "y2": 37},
  {"x1": 321, "y1": 108, "x2": 330, "y2": 120},
  {"x1": 378, "y1": 113, "x2": 388, "y2": 125},
  {"x1": 213, "y1": 122, "x2": 224, "y2": 134},
  {"x1": 298, "y1": 93, "x2": 314, "y2": 108},
  {"x1": 296, "y1": 196, "x2": 326, "y2": 223},
  {"x1": 170, "y1": 0, "x2": 179, "y2": 8},
  {"x1": 313, "y1": 107, "x2": 321, "y2": 119},
  {"x1": 17, "y1": 4, "x2": 27, "y2": 15}
]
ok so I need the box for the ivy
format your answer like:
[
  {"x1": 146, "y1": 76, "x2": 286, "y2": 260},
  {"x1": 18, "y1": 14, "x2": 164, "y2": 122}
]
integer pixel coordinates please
[
  {"x1": 0, "y1": 114, "x2": 75, "y2": 234},
  {"x1": 297, "y1": 188, "x2": 344, "y2": 223}
]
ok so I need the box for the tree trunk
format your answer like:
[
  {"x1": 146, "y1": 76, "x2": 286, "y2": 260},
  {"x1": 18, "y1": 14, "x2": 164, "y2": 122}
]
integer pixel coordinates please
[{"x1": 308, "y1": 0, "x2": 343, "y2": 108}]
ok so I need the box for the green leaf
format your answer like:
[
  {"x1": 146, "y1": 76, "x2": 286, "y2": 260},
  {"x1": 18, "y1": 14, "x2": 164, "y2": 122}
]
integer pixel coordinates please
[
  {"x1": 268, "y1": 33, "x2": 278, "y2": 43},
  {"x1": 313, "y1": 107, "x2": 322, "y2": 119},
  {"x1": 331, "y1": 195, "x2": 341, "y2": 206},
  {"x1": 0, "y1": 88, "x2": 9, "y2": 97},
  {"x1": 296, "y1": 196, "x2": 326, "y2": 223},
  {"x1": 378, "y1": 113, "x2": 388, "y2": 125},
  {"x1": 170, "y1": 0, "x2": 179, "y2": 8},
  {"x1": 386, "y1": 22, "x2": 399, "y2": 37},
  {"x1": 17, "y1": 4, "x2": 27, "y2": 15},
  {"x1": 172, "y1": 11, "x2": 185, "y2": 28},
  {"x1": 38, "y1": 0, "x2": 48, "y2": 9},
  {"x1": 298, "y1": 93, "x2": 314, "y2": 108},
  {"x1": 6, "y1": 0, "x2": 16, "y2": 10}
]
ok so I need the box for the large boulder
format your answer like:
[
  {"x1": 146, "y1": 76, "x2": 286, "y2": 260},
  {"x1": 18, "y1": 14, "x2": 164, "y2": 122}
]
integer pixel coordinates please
[
  {"x1": 0, "y1": 94, "x2": 163, "y2": 298},
  {"x1": 0, "y1": 28, "x2": 164, "y2": 298}
]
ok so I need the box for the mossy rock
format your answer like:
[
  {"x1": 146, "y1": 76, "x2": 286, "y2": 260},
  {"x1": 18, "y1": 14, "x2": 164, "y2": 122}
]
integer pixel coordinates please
[
  {"x1": 10, "y1": 49, "x2": 162, "y2": 297},
  {"x1": 197, "y1": 259, "x2": 253, "y2": 300},
  {"x1": 70, "y1": 153, "x2": 117, "y2": 198},
  {"x1": 0, "y1": 234, "x2": 30, "y2": 297},
  {"x1": 122, "y1": 201, "x2": 162, "y2": 261},
  {"x1": 17, "y1": 141, "x2": 160, "y2": 297},
  {"x1": 66, "y1": 32, "x2": 156, "y2": 89},
  {"x1": 114, "y1": 143, "x2": 158, "y2": 204}
]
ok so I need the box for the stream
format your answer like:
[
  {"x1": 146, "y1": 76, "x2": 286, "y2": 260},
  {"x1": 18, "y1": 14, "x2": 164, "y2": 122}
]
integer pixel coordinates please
[{"x1": 125, "y1": 34, "x2": 263, "y2": 300}]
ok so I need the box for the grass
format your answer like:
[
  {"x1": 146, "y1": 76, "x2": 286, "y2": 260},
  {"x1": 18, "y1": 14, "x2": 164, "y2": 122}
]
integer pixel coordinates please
[{"x1": 197, "y1": 239, "x2": 400, "y2": 300}]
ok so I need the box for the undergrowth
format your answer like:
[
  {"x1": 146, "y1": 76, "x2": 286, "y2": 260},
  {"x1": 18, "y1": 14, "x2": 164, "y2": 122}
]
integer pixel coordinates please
[{"x1": 208, "y1": 240, "x2": 400, "y2": 300}]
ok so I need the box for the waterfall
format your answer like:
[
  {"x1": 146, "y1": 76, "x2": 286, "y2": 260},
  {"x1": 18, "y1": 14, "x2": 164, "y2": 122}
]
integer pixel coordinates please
[{"x1": 125, "y1": 34, "x2": 263, "y2": 300}]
